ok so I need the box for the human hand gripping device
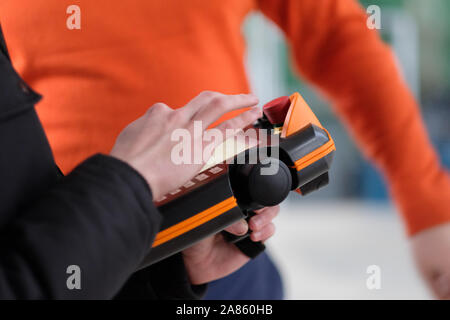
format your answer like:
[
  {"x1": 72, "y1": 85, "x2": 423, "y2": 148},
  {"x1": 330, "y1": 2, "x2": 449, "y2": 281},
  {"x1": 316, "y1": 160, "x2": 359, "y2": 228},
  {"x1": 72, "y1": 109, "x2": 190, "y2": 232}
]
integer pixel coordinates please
[{"x1": 141, "y1": 92, "x2": 336, "y2": 267}]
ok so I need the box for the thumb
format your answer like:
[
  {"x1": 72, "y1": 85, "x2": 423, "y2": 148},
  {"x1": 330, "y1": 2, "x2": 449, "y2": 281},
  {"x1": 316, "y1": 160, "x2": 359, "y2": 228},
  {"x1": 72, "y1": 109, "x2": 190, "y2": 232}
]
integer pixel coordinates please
[{"x1": 225, "y1": 219, "x2": 248, "y2": 236}]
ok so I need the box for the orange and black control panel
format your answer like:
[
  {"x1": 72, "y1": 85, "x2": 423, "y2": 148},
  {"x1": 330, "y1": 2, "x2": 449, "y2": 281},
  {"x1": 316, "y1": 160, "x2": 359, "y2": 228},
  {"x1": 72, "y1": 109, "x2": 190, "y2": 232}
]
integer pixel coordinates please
[{"x1": 140, "y1": 92, "x2": 336, "y2": 267}]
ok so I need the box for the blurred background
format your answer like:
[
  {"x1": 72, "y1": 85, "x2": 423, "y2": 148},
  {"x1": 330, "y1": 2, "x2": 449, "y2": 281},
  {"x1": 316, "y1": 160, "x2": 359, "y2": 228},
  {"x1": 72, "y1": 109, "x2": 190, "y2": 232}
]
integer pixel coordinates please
[{"x1": 243, "y1": 0, "x2": 449, "y2": 299}]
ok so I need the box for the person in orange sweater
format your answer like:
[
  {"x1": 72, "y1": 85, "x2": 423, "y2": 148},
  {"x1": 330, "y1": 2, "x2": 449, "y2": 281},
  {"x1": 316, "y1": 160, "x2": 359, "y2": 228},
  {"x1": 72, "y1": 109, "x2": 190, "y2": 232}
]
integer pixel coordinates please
[{"x1": 0, "y1": 0, "x2": 449, "y2": 298}]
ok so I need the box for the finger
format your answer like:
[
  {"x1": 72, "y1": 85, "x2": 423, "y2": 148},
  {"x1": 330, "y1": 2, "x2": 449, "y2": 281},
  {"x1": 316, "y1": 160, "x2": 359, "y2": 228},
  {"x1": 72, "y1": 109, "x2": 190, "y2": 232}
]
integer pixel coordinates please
[
  {"x1": 249, "y1": 206, "x2": 280, "y2": 231},
  {"x1": 192, "y1": 92, "x2": 259, "y2": 129},
  {"x1": 182, "y1": 91, "x2": 217, "y2": 117},
  {"x1": 225, "y1": 219, "x2": 248, "y2": 236},
  {"x1": 182, "y1": 91, "x2": 231, "y2": 119},
  {"x1": 434, "y1": 273, "x2": 450, "y2": 299},
  {"x1": 250, "y1": 223, "x2": 275, "y2": 242},
  {"x1": 202, "y1": 107, "x2": 262, "y2": 159},
  {"x1": 214, "y1": 106, "x2": 262, "y2": 138},
  {"x1": 146, "y1": 102, "x2": 172, "y2": 116},
  {"x1": 253, "y1": 205, "x2": 280, "y2": 215}
]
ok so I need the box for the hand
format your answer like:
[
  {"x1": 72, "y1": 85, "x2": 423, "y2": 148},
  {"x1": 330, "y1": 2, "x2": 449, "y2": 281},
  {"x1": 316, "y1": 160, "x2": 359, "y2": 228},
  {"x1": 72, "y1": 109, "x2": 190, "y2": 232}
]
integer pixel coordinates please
[
  {"x1": 182, "y1": 205, "x2": 279, "y2": 285},
  {"x1": 411, "y1": 222, "x2": 450, "y2": 299},
  {"x1": 110, "y1": 91, "x2": 261, "y2": 199}
]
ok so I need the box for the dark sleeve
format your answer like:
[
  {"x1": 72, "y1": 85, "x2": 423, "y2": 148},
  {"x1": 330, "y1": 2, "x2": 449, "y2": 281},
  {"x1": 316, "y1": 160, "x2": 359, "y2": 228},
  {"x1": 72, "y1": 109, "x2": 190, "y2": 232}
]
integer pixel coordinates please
[
  {"x1": 115, "y1": 253, "x2": 207, "y2": 300},
  {"x1": 0, "y1": 154, "x2": 162, "y2": 299},
  {"x1": 0, "y1": 27, "x2": 203, "y2": 299}
]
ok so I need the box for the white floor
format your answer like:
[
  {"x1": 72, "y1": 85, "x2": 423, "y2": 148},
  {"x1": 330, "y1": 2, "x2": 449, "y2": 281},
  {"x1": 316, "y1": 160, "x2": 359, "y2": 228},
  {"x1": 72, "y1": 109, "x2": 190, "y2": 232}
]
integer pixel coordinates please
[{"x1": 266, "y1": 200, "x2": 431, "y2": 299}]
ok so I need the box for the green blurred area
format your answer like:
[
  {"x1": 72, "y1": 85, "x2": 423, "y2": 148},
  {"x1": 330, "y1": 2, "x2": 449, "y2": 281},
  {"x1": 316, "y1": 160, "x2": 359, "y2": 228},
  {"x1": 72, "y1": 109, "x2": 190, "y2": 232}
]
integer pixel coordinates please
[
  {"x1": 244, "y1": 0, "x2": 450, "y2": 201},
  {"x1": 361, "y1": 0, "x2": 450, "y2": 99}
]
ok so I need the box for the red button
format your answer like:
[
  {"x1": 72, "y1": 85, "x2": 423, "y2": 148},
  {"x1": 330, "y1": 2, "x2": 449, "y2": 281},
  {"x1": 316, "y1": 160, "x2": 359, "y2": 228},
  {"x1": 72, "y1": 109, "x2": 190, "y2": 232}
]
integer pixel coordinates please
[{"x1": 263, "y1": 96, "x2": 291, "y2": 125}]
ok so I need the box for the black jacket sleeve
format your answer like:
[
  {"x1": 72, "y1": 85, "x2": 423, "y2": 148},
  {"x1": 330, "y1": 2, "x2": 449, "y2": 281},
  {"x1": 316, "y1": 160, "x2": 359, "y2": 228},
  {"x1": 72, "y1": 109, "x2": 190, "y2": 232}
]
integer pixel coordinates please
[
  {"x1": 0, "y1": 25, "x2": 206, "y2": 300},
  {"x1": 116, "y1": 253, "x2": 207, "y2": 300},
  {"x1": 0, "y1": 154, "x2": 162, "y2": 299}
]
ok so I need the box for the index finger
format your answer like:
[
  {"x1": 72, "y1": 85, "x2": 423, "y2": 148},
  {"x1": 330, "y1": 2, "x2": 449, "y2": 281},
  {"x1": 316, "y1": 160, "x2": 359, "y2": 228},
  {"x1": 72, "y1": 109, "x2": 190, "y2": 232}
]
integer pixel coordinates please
[{"x1": 187, "y1": 92, "x2": 259, "y2": 129}]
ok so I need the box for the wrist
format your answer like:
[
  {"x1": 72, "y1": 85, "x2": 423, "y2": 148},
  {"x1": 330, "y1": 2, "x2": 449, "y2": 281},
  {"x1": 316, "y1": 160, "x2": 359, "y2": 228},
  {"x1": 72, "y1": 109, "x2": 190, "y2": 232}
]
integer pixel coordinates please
[
  {"x1": 109, "y1": 152, "x2": 162, "y2": 200},
  {"x1": 128, "y1": 157, "x2": 162, "y2": 200},
  {"x1": 141, "y1": 169, "x2": 162, "y2": 200}
]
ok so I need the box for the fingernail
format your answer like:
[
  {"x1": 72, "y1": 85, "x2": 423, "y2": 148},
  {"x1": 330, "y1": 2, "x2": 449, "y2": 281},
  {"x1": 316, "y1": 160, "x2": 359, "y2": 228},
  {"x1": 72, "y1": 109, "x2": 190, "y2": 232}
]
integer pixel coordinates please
[
  {"x1": 235, "y1": 220, "x2": 248, "y2": 235},
  {"x1": 251, "y1": 216, "x2": 262, "y2": 229},
  {"x1": 251, "y1": 106, "x2": 262, "y2": 116},
  {"x1": 251, "y1": 231, "x2": 261, "y2": 241},
  {"x1": 247, "y1": 93, "x2": 259, "y2": 102}
]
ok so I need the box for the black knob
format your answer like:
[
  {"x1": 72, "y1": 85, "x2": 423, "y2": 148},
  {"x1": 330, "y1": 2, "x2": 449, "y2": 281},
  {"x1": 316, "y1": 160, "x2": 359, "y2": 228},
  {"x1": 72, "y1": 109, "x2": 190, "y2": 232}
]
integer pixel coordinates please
[
  {"x1": 248, "y1": 158, "x2": 292, "y2": 206},
  {"x1": 230, "y1": 157, "x2": 292, "y2": 207}
]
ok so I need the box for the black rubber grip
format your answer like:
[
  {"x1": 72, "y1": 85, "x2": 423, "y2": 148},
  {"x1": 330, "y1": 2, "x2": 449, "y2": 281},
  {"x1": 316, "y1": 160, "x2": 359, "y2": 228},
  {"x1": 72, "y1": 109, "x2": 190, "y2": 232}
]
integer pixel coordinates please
[{"x1": 233, "y1": 237, "x2": 266, "y2": 259}]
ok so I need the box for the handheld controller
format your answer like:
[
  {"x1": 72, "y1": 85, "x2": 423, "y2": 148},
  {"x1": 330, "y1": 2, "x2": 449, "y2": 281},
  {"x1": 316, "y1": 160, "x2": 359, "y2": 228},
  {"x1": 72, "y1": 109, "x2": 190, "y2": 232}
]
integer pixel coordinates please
[{"x1": 141, "y1": 92, "x2": 336, "y2": 267}]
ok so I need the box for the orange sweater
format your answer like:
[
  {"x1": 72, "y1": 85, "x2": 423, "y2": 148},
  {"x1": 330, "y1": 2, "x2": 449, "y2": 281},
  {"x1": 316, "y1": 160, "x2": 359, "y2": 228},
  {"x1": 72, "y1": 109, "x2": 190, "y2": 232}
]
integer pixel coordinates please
[{"x1": 0, "y1": 0, "x2": 448, "y2": 235}]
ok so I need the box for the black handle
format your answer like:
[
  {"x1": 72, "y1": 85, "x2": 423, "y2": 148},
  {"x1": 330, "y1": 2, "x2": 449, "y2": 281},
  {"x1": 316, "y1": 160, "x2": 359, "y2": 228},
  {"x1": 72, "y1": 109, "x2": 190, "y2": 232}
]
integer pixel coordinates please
[{"x1": 222, "y1": 211, "x2": 266, "y2": 259}]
